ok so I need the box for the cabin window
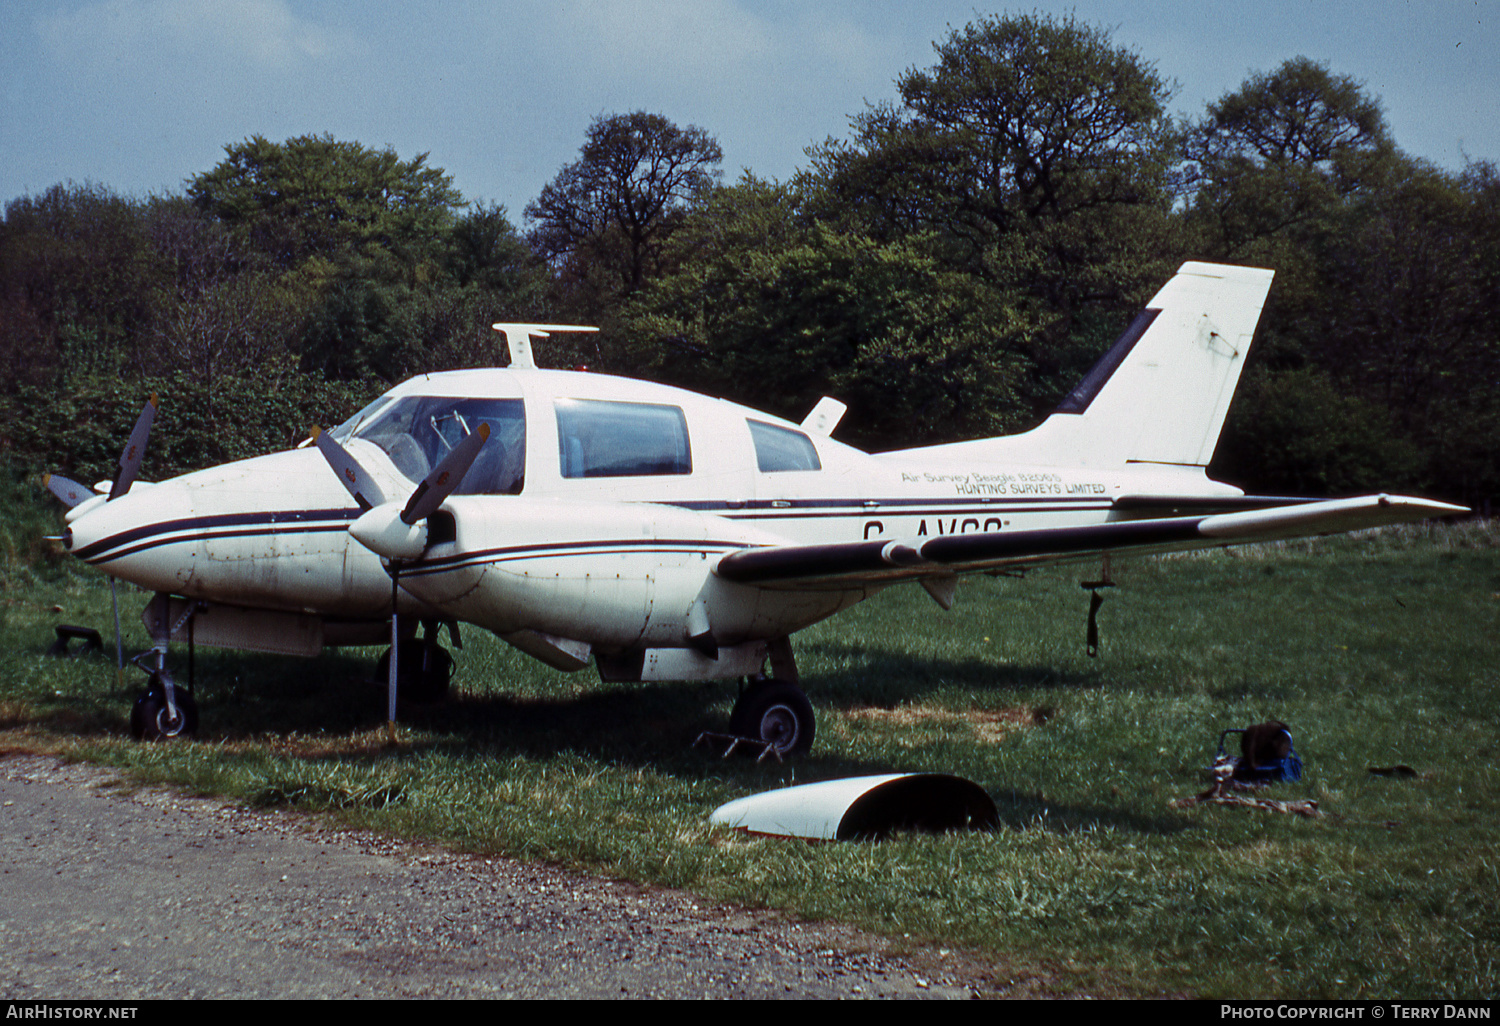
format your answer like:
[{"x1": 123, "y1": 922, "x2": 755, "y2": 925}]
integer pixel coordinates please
[
  {"x1": 352, "y1": 396, "x2": 527, "y2": 495},
  {"x1": 555, "y1": 399, "x2": 692, "y2": 478},
  {"x1": 748, "y1": 420, "x2": 821, "y2": 472}
]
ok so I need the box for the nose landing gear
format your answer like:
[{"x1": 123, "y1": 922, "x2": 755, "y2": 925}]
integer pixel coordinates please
[
  {"x1": 129, "y1": 594, "x2": 200, "y2": 741},
  {"x1": 130, "y1": 674, "x2": 198, "y2": 740}
]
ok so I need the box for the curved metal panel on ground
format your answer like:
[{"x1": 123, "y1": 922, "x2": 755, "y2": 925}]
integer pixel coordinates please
[{"x1": 709, "y1": 774, "x2": 999, "y2": 840}]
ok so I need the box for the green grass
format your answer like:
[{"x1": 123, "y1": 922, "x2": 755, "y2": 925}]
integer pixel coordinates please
[{"x1": 2, "y1": 516, "x2": 1496, "y2": 998}]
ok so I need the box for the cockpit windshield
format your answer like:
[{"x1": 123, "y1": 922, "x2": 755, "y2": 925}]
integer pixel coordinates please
[{"x1": 351, "y1": 396, "x2": 527, "y2": 495}]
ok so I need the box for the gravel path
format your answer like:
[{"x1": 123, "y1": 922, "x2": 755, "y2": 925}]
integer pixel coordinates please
[{"x1": 0, "y1": 753, "x2": 1028, "y2": 999}]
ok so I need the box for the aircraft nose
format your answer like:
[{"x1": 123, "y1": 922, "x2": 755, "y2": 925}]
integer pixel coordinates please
[{"x1": 64, "y1": 485, "x2": 167, "y2": 568}]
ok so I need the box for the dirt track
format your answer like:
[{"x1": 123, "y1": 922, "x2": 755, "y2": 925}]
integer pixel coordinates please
[{"x1": 0, "y1": 753, "x2": 1030, "y2": 999}]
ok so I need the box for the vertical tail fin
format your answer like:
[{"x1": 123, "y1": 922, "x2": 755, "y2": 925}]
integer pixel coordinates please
[
  {"x1": 1048, "y1": 261, "x2": 1274, "y2": 467},
  {"x1": 890, "y1": 262, "x2": 1274, "y2": 469}
]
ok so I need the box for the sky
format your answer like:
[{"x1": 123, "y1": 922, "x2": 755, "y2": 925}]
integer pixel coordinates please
[{"x1": 2, "y1": 0, "x2": 1496, "y2": 221}]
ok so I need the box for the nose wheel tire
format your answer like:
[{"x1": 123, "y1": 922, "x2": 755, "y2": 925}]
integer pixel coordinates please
[
  {"x1": 129, "y1": 677, "x2": 198, "y2": 741},
  {"x1": 730, "y1": 680, "x2": 815, "y2": 756}
]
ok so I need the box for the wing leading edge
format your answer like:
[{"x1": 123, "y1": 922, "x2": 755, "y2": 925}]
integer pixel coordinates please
[{"x1": 714, "y1": 495, "x2": 1468, "y2": 590}]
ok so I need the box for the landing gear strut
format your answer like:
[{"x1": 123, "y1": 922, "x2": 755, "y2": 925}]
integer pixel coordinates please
[{"x1": 129, "y1": 593, "x2": 199, "y2": 741}]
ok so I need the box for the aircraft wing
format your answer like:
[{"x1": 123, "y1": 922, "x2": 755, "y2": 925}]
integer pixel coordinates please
[{"x1": 714, "y1": 495, "x2": 1468, "y2": 589}]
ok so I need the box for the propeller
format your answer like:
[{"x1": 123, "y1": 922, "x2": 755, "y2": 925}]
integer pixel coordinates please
[
  {"x1": 110, "y1": 395, "x2": 159, "y2": 501},
  {"x1": 399, "y1": 422, "x2": 490, "y2": 526},
  {"x1": 42, "y1": 474, "x2": 93, "y2": 509},
  {"x1": 42, "y1": 395, "x2": 160, "y2": 686},
  {"x1": 311, "y1": 427, "x2": 386, "y2": 511},
  {"x1": 43, "y1": 395, "x2": 160, "y2": 512},
  {"x1": 313, "y1": 420, "x2": 490, "y2": 737}
]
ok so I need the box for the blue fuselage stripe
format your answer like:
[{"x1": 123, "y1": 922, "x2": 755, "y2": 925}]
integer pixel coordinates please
[{"x1": 71, "y1": 495, "x2": 1115, "y2": 567}]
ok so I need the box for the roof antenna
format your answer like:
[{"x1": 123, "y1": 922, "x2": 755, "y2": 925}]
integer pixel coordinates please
[{"x1": 491, "y1": 323, "x2": 600, "y2": 370}]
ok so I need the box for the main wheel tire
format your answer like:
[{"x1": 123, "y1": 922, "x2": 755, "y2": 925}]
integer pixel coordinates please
[
  {"x1": 730, "y1": 680, "x2": 815, "y2": 756},
  {"x1": 129, "y1": 679, "x2": 198, "y2": 741},
  {"x1": 376, "y1": 642, "x2": 453, "y2": 705}
]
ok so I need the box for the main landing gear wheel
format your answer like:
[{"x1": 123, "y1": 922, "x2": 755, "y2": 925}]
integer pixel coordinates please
[
  {"x1": 129, "y1": 676, "x2": 198, "y2": 741},
  {"x1": 376, "y1": 641, "x2": 454, "y2": 705},
  {"x1": 731, "y1": 679, "x2": 815, "y2": 757}
]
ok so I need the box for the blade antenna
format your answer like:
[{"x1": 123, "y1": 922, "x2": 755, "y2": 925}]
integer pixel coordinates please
[{"x1": 491, "y1": 323, "x2": 599, "y2": 371}]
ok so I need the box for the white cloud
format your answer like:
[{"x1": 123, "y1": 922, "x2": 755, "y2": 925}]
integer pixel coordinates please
[
  {"x1": 535, "y1": 0, "x2": 900, "y2": 104},
  {"x1": 36, "y1": 0, "x2": 352, "y2": 69}
]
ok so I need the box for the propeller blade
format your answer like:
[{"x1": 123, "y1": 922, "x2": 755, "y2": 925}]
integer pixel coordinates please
[
  {"x1": 311, "y1": 427, "x2": 387, "y2": 511},
  {"x1": 400, "y1": 422, "x2": 489, "y2": 525},
  {"x1": 43, "y1": 474, "x2": 94, "y2": 508},
  {"x1": 109, "y1": 395, "x2": 158, "y2": 501}
]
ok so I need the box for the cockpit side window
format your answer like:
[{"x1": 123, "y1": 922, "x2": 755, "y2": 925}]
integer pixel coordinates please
[
  {"x1": 353, "y1": 397, "x2": 527, "y2": 494},
  {"x1": 555, "y1": 399, "x2": 692, "y2": 478},
  {"x1": 748, "y1": 420, "x2": 821, "y2": 472}
]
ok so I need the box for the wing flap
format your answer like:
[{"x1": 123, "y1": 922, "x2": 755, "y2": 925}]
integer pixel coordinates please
[{"x1": 714, "y1": 495, "x2": 1467, "y2": 589}]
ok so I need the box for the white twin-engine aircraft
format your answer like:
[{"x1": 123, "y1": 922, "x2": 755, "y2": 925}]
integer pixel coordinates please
[{"x1": 48, "y1": 262, "x2": 1464, "y2": 753}]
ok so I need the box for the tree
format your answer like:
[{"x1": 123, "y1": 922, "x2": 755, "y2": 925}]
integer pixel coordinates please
[
  {"x1": 1213, "y1": 366, "x2": 1421, "y2": 497},
  {"x1": 1304, "y1": 158, "x2": 1500, "y2": 504},
  {"x1": 0, "y1": 183, "x2": 164, "y2": 384},
  {"x1": 624, "y1": 179, "x2": 1029, "y2": 450},
  {"x1": 800, "y1": 12, "x2": 1187, "y2": 416},
  {"x1": 804, "y1": 13, "x2": 1180, "y2": 281},
  {"x1": 1184, "y1": 61, "x2": 1499, "y2": 507},
  {"x1": 187, "y1": 134, "x2": 465, "y2": 272},
  {"x1": 1183, "y1": 57, "x2": 1396, "y2": 259},
  {"x1": 449, "y1": 201, "x2": 542, "y2": 295},
  {"x1": 525, "y1": 112, "x2": 721, "y2": 311},
  {"x1": 188, "y1": 135, "x2": 543, "y2": 382},
  {"x1": 141, "y1": 197, "x2": 301, "y2": 393}
]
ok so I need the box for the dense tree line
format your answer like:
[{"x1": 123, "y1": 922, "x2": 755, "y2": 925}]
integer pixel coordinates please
[{"x1": 1, "y1": 13, "x2": 1495, "y2": 509}]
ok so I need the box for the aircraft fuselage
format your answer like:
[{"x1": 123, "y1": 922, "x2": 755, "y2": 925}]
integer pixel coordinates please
[{"x1": 64, "y1": 363, "x2": 1229, "y2": 674}]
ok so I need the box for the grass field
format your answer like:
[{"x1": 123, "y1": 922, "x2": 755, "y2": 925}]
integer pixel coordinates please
[{"x1": 2, "y1": 507, "x2": 1496, "y2": 998}]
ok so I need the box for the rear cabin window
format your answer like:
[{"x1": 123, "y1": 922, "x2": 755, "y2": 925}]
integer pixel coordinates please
[
  {"x1": 748, "y1": 420, "x2": 821, "y2": 472},
  {"x1": 556, "y1": 399, "x2": 692, "y2": 478}
]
